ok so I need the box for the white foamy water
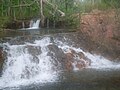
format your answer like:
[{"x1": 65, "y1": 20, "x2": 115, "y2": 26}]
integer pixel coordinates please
[
  {"x1": 29, "y1": 19, "x2": 40, "y2": 29},
  {"x1": 20, "y1": 19, "x2": 40, "y2": 30},
  {"x1": 0, "y1": 37, "x2": 58, "y2": 89},
  {"x1": 54, "y1": 38, "x2": 120, "y2": 70},
  {"x1": 0, "y1": 36, "x2": 120, "y2": 89}
]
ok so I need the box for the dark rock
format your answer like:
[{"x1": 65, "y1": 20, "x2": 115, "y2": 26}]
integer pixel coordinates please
[
  {"x1": 65, "y1": 52, "x2": 74, "y2": 71},
  {"x1": 6, "y1": 20, "x2": 30, "y2": 29},
  {"x1": 25, "y1": 45, "x2": 41, "y2": 64},
  {"x1": 0, "y1": 47, "x2": 4, "y2": 76},
  {"x1": 65, "y1": 49, "x2": 91, "y2": 71},
  {"x1": 47, "y1": 44, "x2": 66, "y2": 70},
  {"x1": 26, "y1": 45, "x2": 41, "y2": 56},
  {"x1": 32, "y1": 56, "x2": 39, "y2": 64}
]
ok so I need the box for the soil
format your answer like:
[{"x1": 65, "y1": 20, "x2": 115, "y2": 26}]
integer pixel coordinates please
[{"x1": 79, "y1": 9, "x2": 120, "y2": 61}]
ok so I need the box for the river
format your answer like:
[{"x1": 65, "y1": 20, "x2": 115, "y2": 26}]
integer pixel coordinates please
[{"x1": 0, "y1": 31, "x2": 120, "y2": 90}]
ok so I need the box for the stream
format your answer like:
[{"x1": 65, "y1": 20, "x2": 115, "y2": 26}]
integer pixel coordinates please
[{"x1": 0, "y1": 31, "x2": 120, "y2": 90}]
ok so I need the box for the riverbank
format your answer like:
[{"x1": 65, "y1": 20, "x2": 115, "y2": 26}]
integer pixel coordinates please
[{"x1": 79, "y1": 9, "x2": 120, "y2": 61}]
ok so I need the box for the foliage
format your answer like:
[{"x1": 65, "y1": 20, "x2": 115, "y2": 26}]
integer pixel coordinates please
[
  {"x1": 0, "y1": 16, "x2": 11, "y2": 28},
  {"x1": 0, "y1": 0, "x2": 120, "y2": 28},
  {"x1": 76, "y1": 0, "x2": 120, "y2": 13}
]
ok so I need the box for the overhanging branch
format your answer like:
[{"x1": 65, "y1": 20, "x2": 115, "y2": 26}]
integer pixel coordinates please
[{"x1": 43, "y1": 0, "x2": 65, "y2": 17}]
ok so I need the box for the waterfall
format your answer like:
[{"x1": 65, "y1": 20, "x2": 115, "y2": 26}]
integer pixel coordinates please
[
  {"x1": 54, "y1": 38, "x2": 120, "y2": 70},
  {"x1": 0, "y1": 37, "x2": 59, "y2": 89},
  {"x1": 20, "y1": 19, "x2": 40, "y2": 30},
  {"x1": 0, "y1": 36, "x2": 120, "y2": 89},
  {"x1": 28, "y1": 19, "x2": 40, "y2": 29}
]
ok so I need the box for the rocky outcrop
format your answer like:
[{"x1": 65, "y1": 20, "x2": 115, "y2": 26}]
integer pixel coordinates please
[
  {"x1": 47, "y1": 44, "x2": 91, "y2": 71},
  {"x1": 3, "y1": 38, "x2": 91, "y2": 71}
]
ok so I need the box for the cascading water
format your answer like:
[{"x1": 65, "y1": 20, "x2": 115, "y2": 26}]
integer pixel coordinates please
[
  {"x1": 0, "y1": 35, "x2": 120, "y2": 89},
  {"x1": 0, "y1": 37, "x2": 59, "y2": 89},
  {"x1": 28, "y1": 19, "x2": 40, "y2": 29},
  {"x1": 54, "y1": 38, "x2": 120, "y2": 70},
  {"x1": 20, "y1": 19, "x2": 40, "y2": 30}
]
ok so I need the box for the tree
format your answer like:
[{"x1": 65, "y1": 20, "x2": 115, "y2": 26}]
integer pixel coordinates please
[{"x1": 40, "y1": 0, "x2": 44, "y2": 27}]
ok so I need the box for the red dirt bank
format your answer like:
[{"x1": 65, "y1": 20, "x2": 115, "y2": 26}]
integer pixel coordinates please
[{"x1": 80, "y1": 10, "x2": 120, "y2": 60}]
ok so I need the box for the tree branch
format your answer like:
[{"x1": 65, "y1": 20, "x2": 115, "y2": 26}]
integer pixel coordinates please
[
  {"x1": 11, "y1": 1, "x2": 36, "y2": 8},
  {"x1": 43, "y1": 0, "x2": 65, "y2": 17}
]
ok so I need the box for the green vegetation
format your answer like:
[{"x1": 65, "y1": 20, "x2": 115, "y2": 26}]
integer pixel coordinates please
[
  {"x1": 76, "y1": 0, "x2": 120, "y2": 13},
  {"x1": 0, "y1": 0, "x2": 120, "y2": 28},
  {"x1": 0, "y1": 17, "x2": 11, "y2": 29}
]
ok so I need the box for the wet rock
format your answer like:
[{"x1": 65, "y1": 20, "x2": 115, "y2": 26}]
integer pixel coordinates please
[
  {"x1": 32, "y1": 56, "x2": 39, "y2": 64},
  {"x1": 21, "y1": 66, "x2": 39, "y2": 79},
  {"x1": 25, "y1": 45, "x2": 41, "y2": 64},
  {"x1": 65, "y1": 52, "x2": 74, "y2": 71},
  {"x1": 65, "y1": 49, "x2": 91, "y2": 71},
  {"x1": 78, "y1": 52, "x2": 91, "y2": 66},
  {"x1": 47, "y1": 44, "x2": 66, "y2": 70},
  {"x1": 26, "y1": 45, "x2": 41, "y2": 56},
  {"x1": 7, "y1": 36, "x2": 43, "y2": 45},
  {"x1": 0, "y1": 46, "x2": 4, "y2": 76},
  {"x1": 47, "y1": 44, "x2": 91, "y2": 71}
]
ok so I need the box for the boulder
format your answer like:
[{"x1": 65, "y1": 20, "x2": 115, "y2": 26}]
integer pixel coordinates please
[
  {"x1": 47, "y1": 44, "x2": 66, "y2": 70},
  {"x1": 47, "y1": 44, "x2": 91, "y2": 71},
  {"x1": 65, "y1": 50, "x2": 74, "y2": 71},
  {"x1": 65, "y1": 49, "x2": 91, "y2": 71},
  {"x1": 26, "y1": 45, "x2": 41, "y2": 56},
  {"x1": 25, "y1": 45, "x2": 41, "y2": 64}
]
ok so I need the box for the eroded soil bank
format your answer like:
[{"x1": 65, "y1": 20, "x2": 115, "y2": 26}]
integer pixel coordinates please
[{"x1": 79, "y1": 9, "x2": 120, "y2": 61}]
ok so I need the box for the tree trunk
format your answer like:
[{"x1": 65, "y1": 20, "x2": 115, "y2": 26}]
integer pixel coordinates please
[{"x1": 40, "y1": 0, "x2": 45, "y2": 27}]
